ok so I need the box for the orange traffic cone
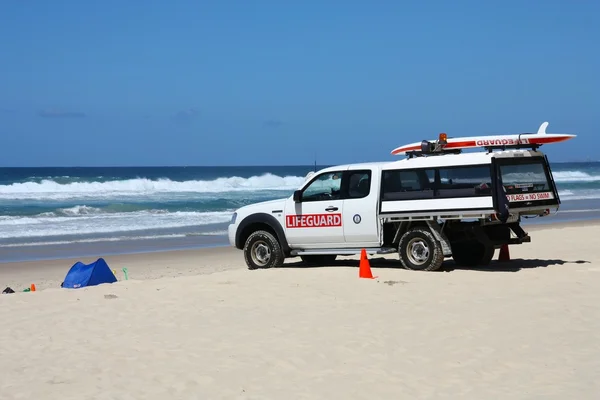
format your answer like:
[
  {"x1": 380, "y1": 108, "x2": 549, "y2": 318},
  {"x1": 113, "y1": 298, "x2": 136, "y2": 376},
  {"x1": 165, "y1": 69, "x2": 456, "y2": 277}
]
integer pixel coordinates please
[
  {"x1": 359, "y1": 249, "x2": 377, "y2": 279},
  {"x1": 30, "y1": 283, "x2": 36, "y2": 292},
  {"x1": 498, "y1": 244, "x2": 510, "y2": 262}
]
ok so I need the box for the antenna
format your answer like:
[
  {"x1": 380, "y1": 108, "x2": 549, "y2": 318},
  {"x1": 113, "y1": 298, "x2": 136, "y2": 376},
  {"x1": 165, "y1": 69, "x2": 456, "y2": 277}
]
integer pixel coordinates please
[{"x1": 314, "y1": 151, "x2": 317, "y2": 172}]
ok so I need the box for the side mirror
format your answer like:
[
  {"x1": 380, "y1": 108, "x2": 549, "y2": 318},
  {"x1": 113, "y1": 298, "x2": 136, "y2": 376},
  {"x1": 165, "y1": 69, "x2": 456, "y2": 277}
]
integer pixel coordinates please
[{"x1": 293, "y1": 190, "x2": 302, "y2": 203}]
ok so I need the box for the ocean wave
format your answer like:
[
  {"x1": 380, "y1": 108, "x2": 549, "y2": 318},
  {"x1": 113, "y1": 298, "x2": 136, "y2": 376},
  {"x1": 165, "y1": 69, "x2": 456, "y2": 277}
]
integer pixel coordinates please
[
  {"x1": 558, "y1": 189, "x2": 600, "y2": 201},
  {"x1": 0, "y1": 231, "x2": 228, "y2": 248},
  {"x1": 0, "y1": 207, "x2": 205, "y2": 224},
  {"x1": 557, "y1": 208, "x2": 600, "y2": 214},
  {"x1": 0, "y1": 173, "x2": 306, "y2": 200},
  {"x1": 0, "y1": 210, "x2": 233, "y2": 238},
  {"x1": 47, "y1": 205, "x2": 103, "y2": 217},
  {"x1": 553, "y1": 171, "x2": 600, "y2": 183}
]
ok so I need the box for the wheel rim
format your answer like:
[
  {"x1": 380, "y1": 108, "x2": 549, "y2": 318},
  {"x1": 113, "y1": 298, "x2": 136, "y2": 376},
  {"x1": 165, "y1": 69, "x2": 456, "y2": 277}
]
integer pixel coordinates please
[
  {"x1": 251, "y1": 240, "x2": 271, "y2": 267},
  {"x1": 406, "y1": 238, "x2": 430, "y2": 265}
]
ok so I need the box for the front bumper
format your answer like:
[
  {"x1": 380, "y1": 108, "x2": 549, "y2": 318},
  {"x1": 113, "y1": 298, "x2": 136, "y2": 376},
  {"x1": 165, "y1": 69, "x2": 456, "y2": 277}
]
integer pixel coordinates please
[{"x1": 228, "y1": 223, "x2": 237, "y2": 247}]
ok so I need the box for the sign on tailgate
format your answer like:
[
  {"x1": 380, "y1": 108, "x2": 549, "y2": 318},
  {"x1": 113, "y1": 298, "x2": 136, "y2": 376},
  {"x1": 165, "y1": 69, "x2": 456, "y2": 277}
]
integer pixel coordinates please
[{"x1": 507, "y1": 192, "x2": 553, "y2": 202}]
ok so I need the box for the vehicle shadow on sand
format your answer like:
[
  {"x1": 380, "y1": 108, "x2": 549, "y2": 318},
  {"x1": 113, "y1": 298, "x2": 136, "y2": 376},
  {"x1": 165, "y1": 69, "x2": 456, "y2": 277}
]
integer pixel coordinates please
[
  {"x1": 281, "y1": 257, "x2": 591, "y2": 273},
  {"x1": 282, "y1": 257, "x2": 402, "y2": 270},
  {"x1": 442, "y1": 258, "x2": 591, "y2": 272}
]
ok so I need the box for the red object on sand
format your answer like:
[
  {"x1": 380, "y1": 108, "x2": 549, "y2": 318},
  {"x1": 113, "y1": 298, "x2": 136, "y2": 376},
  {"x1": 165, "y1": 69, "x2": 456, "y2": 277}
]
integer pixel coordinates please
[
  {"x1": 499, "y1": 244, "x2": 510, "y2": 262},
  {"x1": 359, "y1": 249, "x2": 377, "y2": 279}
]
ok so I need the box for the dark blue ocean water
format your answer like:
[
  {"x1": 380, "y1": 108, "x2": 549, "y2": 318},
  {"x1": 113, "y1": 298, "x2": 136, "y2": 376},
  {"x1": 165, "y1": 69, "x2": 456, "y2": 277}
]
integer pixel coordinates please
[{"x1": 1, "y1": 163, "x2": 599, "y2": 261}]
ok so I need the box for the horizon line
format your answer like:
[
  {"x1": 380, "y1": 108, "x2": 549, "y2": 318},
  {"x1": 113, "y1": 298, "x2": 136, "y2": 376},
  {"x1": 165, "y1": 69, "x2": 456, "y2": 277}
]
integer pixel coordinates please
[
  {"x1": 0, "y1": 160, "x2": 597, "y2": 168},
  {"x1": 0, "y1": 163, "x2": 334, "y2": 168}
]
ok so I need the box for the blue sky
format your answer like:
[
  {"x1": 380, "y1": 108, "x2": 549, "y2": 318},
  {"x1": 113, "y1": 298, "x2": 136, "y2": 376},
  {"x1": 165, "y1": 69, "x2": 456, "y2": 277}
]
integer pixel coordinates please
[{"x1": 1, "y1": 0, "x2": 598, "y2": 166}]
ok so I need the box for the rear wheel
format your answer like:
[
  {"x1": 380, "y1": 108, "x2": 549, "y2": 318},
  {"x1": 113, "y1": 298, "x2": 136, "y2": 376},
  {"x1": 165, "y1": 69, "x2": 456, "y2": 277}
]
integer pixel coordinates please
[
  {"x1": 300, "y1": 255, "x2": 337, "y2": 266},
  {"x1": 398, "y1": 227, "x2": 444, "y2": 271},
  {"x1": 243, "y1": 230, "x2": 285, "y2": 270},
  {"x1": 451, "y1": 240, "x2": 495, "y2": 267}
]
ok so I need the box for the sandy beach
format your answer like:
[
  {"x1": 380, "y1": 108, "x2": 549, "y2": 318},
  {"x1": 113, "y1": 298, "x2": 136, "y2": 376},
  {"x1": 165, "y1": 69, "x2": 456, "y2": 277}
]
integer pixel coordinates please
[{"x1": 1, "y1": 220, "x2": 600, "y2": 399}]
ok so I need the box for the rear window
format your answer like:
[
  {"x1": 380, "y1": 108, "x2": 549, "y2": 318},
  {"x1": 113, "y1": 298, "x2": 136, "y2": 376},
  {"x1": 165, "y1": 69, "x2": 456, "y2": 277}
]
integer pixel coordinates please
[{"x1": 499, "y1": 158, "x2": 552, "y2": 195}]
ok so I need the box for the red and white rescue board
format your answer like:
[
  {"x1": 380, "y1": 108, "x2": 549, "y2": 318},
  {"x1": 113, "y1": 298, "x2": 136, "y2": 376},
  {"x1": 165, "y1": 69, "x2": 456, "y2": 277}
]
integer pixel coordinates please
[{"x1": 391, "y1": 122, "x2": 576, "y2": 156}]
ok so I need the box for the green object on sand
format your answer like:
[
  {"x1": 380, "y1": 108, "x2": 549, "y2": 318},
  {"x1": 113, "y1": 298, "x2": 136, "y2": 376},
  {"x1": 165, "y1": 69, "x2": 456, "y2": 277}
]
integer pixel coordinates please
[
  {"x1": 23, "y1": 288, "x2": 30, "y2": 292},
  {"x1": 122, "y1": 267, "x2": 129, "y2": 280}
]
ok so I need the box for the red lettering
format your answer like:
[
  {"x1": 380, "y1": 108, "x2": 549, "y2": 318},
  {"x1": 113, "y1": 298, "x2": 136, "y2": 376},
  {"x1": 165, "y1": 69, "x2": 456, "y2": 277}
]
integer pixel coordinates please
[
  {"x1": 475, "y1": 137, "x2": 529, "y2": 146},
  {"x1": 286, "y1": 213, "x2": 343, "y2": 228},
  {"x1": 506, "y1": 192, "x2": 553, "y2": 202}
]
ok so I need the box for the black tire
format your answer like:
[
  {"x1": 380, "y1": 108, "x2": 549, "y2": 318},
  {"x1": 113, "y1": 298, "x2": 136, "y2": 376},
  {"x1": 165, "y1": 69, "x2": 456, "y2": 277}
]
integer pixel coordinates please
[
  {"x1": 300, "y1": 255, "x2": 337, "y2": 266},
  {"x1": 243, "y1": 230, "x2": 285, "y2": 270},
  {"x1": 398, "y1": 227, "x2": 444, "y2": 271},
  {"x1": 451, "y1": 240, "x2": 495, "y2": 267}
]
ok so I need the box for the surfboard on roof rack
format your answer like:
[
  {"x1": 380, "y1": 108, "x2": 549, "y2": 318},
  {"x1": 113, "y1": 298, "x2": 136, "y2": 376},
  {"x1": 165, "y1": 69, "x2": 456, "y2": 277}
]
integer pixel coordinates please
[{"x1": 390, "y1": 121, "x2": 576, "y2": 157}]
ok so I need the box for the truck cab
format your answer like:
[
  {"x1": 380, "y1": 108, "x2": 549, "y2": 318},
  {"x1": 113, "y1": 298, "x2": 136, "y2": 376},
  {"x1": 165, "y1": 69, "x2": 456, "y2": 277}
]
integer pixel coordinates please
[
  {"x1": 284, "y1": 163, "x2": 383, "y2": 248},
  {"x1": 228, "y1": 123, "x2": 574, "y2": 271},
  {"x1": 228, "y1": 163, "x2": 386, "y2": 268}
]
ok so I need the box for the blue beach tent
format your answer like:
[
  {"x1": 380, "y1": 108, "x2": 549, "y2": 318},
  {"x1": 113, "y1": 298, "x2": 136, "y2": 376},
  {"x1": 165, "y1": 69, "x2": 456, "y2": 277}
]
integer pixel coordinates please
[{"x1": 62, "y1": 258, "x2": 117, "y2": 289}]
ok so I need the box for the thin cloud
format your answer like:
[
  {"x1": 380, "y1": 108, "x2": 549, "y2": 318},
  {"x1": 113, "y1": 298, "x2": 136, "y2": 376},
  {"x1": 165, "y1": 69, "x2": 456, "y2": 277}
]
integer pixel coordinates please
[
  {"x1": 171, "y1": 107, "x2": 200, "y2": 123},
  {"x1": 38, "y1": 109, "x2": 86, "y2": 118},
  {"x1": 263, "y1": 119, "x2": 283, "y2": 128}
]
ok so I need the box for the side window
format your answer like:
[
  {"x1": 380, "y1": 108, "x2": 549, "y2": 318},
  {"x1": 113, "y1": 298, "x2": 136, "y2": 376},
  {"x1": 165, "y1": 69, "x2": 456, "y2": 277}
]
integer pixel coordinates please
[
  {"x1": 347, "y1": 170, "x2": 371, "y2": 199},
  {"x1": 301, "y1": 171, "x2": 343, "y2": 202},
  {"x1": 382, "y1": 169, "x2": 435, "y2": 201},
  {"x1": 437, "y1": 165, "x2": 492, "y2": 198},
  {"x1": 397, "y1": 170, "x2": 433, "y2": 191}
]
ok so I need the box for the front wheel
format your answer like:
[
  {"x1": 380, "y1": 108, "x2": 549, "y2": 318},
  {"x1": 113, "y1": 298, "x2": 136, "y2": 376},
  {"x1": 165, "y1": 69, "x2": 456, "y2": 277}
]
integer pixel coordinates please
[
  {"x1": 398, "y1": 227, "x2": 444, "y2": 271},
  {"x1": 243, "y1": 230, "x2": 285, "y2": 270}
]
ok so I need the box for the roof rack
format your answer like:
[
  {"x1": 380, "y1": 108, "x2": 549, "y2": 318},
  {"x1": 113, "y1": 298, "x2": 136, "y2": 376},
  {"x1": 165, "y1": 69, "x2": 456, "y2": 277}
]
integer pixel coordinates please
[
  {"x1": 405, "y1": 148, "x2": 462, "y2": 159},
  {"x1": 482, "y1": 142, "x2": 542, "y2": 153}
]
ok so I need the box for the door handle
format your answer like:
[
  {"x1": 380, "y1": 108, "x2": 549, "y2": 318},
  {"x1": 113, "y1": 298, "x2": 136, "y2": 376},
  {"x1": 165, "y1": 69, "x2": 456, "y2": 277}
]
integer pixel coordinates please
[{"x1": 325, "y1": 206, "x2": 338, "y2": 212}]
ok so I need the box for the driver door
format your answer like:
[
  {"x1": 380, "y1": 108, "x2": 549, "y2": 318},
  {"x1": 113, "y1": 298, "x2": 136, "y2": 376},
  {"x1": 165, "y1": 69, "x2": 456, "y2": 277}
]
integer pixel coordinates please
[{"x1": 284, "y1": 170, "x2": 346, "y2": 248}]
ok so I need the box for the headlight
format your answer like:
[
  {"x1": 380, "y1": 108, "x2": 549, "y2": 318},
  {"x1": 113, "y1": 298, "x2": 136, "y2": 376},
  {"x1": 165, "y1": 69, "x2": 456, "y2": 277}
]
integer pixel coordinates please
[{"x1": 230, "y1": 212, "x2": 237, "y2": 224}]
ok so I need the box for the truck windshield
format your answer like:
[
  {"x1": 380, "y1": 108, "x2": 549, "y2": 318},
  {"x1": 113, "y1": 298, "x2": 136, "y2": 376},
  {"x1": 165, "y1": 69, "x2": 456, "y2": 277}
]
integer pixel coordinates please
[{"x1": 498, "y1": 158, "x2": 552, "y2": 195}]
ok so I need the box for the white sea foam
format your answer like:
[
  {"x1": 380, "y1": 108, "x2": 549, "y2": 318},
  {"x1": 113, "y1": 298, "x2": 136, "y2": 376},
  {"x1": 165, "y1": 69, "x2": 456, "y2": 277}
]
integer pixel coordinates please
[
  {"x1": 501, "y1": 171, "x2": 600, "y2": 184},
  {"x1": 0, "y1": 231, "x2": 228, "y2": 248},
  {"x1": 557, "y1": 209, "x2": 600, "y2": 214},
  {"x1": 558, "y1": 189, "x2": 600, "y2": 201},
  {"x1": 0, "y1": 173, "x2": 306, "y2": 200},
  {"x1": 0, "y1": 210, "x2": 233, "y2": 239},
  {"x1": 553, "y1": 171, "x2": 600, "y2": 182}
]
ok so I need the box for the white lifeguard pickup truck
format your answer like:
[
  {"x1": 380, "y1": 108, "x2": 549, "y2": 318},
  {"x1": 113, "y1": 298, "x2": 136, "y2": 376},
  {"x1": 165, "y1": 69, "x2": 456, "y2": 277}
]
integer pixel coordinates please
[{"x1": 228, "y1": 122, "x2": 575, "y2": 271}]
